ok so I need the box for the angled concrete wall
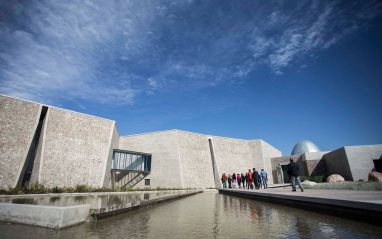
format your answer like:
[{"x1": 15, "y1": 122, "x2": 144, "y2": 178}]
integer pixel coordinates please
[
  {"x1": 0, "y1": 95, "x2": 41, "y2": 189},
  {"x1": 177, "y1": 131, "x2": 215, "y2": 188},
  {"x1": 343, "y1": 145, "x2": 382, "y2": 181},
  {"x1": 102, "y1": 123, "x2": 120, "y2": 188},
  {"x1": 248, "y1": 139, "x2": 281, "y2": 184},
  {"x1": 324, "y1": 147, "x2": 352, "y2": 180},
  {"x1": 119, "y1": 130, "x2": 183, "y2": 188},
  {"x1": 36, "y1": 107, "x2": 115, "y2": 188}
]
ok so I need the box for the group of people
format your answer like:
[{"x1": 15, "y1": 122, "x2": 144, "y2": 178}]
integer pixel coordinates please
[
  {"x1": 221, "y1": 168, "x2": 268, "y2": 190},
  {"x1": 220, "y1": 158, "x2": 304, "y2": 192}
]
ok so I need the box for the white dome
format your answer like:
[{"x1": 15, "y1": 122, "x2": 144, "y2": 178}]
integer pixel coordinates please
[{"x1": 291, "y1": 140, "x2": 320, "y2": 155}]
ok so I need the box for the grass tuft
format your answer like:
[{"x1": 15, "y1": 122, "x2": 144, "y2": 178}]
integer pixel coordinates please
[{"x1": 303, "y1": 182, "x2": 382, "y2": 191}]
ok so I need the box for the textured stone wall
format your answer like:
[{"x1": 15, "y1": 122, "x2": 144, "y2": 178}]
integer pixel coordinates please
[
  {"x1": 101, "y1": 123, "x2": 120, "y2": 188},
  {"x1": 119, "y1": 130, "x2": 183, "y2": 188},
  {"x1": 247, "y1": 140, "x2": 281, "y2": 184},
  {"x1": 247, "y1": 140, "x2": 264, "y2": 169},
  {"x1": 0, "y1": 95, "x2": 41, "y2": 189},
  {"x1": 39, "y1": 107, "x2": 114, "y2": 188},
  {"x1": 211, "y1": 136, "x2": 253, "y2": 178},
  {"x1": 259, "y1": 140, "x2": 282, "y2": 184},
  {"x1": 302, "y1": 152, "x2": 329, "y2": 177},
  {"x1": 177, "y1": 131, "x2": 215, "y2": 188}
]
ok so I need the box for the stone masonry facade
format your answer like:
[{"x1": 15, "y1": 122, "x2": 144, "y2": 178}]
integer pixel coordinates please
[{"x1": 0, "y1": 95, "x2": 41, "y2": 189}]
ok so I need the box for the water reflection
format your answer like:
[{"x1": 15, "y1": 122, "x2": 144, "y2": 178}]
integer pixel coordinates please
[
  {"x1": 1, "y1": 191, "x2": 381, "y2": 239},
  {"x1": 0, "y1": 190, "x2": 190, "y2": 215}
]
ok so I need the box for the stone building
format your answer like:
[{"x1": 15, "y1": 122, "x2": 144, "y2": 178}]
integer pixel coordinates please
[
  {"x1": 271, "y1": 141, "x2": 382, "y2": 183},
  {"x1": 0, "y1": 94, "x2": 280, "y2": 189},
  {"x1": 1, "y1": 94, "x2": 381, "y2": 189}
]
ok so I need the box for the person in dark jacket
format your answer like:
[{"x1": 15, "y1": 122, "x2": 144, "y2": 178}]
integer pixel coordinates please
[
  {"x1": 241, "y1": 173, "x2": 246, "y2": 189},
  {"x1": 253, "y1": 168, "x2": 260, "y2": 189},
  {"x1": 228, "y1": 174, "x2": 232, "y2": 188},
  {"x1": 287, "y1": 158, "x2": 304, "y2": 192}
]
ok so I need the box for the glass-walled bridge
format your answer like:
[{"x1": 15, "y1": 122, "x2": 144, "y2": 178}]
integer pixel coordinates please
[{"x1": 111, "y1": 150, "x2": 152, "y2": 188}]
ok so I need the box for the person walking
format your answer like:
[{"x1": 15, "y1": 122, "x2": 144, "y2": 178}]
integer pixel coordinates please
[
  {"x1": 221, "y1": 173, "x2": 227, "y2": 189},
  {"x1": 260, "y1": 169, "x2": 268, "y2": 189},
  {"x1": 228, "y1": 174, "x2": 232, "y2": 188},
  {"x1": 253, "y1": 168, "x2": 260, "y2": 189},
  {"x1": 232, "y1": 173, "x2": 237, "y2": 189},
  {"x1": 242, "y1": 173, "x2": 246, "y2": 189},
  {"x1": 245, "y1": 173, "x2": 249, "y2": 189},
  {"x1": 237, "y1": 173, "x2": 241, "y2": 188},
  {"x1": 248, "y1": 169, "x2": 254, "y2": 189},
  {"x1": 287, "y1": 158, "x2": 304, "y2": 192}
]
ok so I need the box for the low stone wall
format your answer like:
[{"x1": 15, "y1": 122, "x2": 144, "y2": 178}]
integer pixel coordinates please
[{"x1": 0, "y1": 203, "x2": 90, "y2": 229}]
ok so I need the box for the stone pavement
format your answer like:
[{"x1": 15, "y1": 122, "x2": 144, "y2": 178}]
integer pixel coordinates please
[{"x1": 228, "y1": 187, "x2": 382, "y2": 204}]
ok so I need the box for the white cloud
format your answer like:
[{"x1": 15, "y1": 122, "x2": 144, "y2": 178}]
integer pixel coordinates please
[
  {"x1": 0, "y1": 0, "x2": 380, "y2": 105},
  {"x1": 148, "y1": 78, "x2": 158, "y2": 88}
]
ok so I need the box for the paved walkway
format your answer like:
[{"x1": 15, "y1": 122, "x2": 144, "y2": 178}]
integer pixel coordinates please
[
  {"x1": 225, "y1": 187, "x2": 382, "y2": 204},
  {"x1": 219, "y1": 187, "x2": 382, "y2": 226}
]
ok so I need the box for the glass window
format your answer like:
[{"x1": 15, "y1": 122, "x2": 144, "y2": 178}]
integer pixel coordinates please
[{"x1": 145, "y1": 179, "x2": 150, "y2": 186}]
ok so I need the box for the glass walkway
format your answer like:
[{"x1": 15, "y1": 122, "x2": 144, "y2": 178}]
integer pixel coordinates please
[{"x1": 111, "y1": 150, "x2": 152, "y2": 188}]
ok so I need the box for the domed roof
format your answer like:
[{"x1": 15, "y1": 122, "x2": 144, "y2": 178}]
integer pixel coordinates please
[{"x1": 291, "y1": 140, "x2": 320, "y2": 155}]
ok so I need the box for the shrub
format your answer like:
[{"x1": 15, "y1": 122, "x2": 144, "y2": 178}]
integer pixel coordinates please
[
  {"x1": 25, "y1": 183, "x2": 46, "y2": 194},
  {"x1": 303, "y1": 182, "x2": 382, "y2": 191},
  {"x1": 310, "y1": 176, "x2": 323, "y2": 183},
  {"x1": 51, "y1": 186, "x2": 64, "y2": 193},
  {"x1": 74, "y1": 184, "x2": 90, "y2": 193}
]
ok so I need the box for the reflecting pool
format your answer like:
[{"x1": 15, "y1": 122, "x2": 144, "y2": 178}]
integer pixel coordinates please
[
  {"x1": 1, "y1": 191, "x2": 381, "y2": 238},
  {"x1": 0, "y1": 190, "x2": 194, "y2": 215}
]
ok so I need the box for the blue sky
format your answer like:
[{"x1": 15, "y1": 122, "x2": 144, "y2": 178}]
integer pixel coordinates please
[{"x1": 1, "y1": 0, "x2": 381, "y2": 155}]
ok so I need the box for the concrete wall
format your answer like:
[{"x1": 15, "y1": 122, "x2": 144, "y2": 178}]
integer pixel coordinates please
[
  {"x1": 177, "y1": 131, "x2": 215, "y2": 188},
  {"x1": 259, "y1": 140, "x2": 282, "y2": 184},
  {"x1": 119, "y1": 130, "x2": 183, "y2": 188},
  {"x1": 247, "y1": 139, "x2": 266, "y2": 173},
  {"x1": 0, "y1": 95, "x2": 41, "y2": 189},
  {"x1": 102, "y1": 123, "x2": 120, "y2": 188},
  {"x1": 37, "y1": 107, "x2": 115, "y2": 188},
  {"x1": 302, "y1": 151, "x2": 329, "y2": 177},
  {"x1": 324, "y1": 147, "x2": 352, "y2": 180},
  {"x1": 270, "y1": 155, "x2": 304, "y2": 183},
  {"x1": 344, "y1": 145, "x2": 382, "y2": 181},
  {"x1": 0, "y1": 203, "x2": 90, "y2": 229},
  {"x1": 211, "y1": 136, "x2": 253, "y2": 179}
]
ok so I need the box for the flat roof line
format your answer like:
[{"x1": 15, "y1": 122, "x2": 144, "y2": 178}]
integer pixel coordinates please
[{"x1": 0, "y1": 93, "x2": 115, "y2": 123}]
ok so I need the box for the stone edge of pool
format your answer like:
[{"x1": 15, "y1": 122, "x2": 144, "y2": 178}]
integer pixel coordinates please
[
  {"x1": 0, "y1": 203, "x2": 90, "y2": 229},
  {"x1": 90, "y1": 190, "x2": 203, "y2": 221},
  {"x1": 0, "y1": 190, "x2": 203, "y2": 229},
  {"x1": 218, "y1": 189, "x2": 382, "y2": 227}
]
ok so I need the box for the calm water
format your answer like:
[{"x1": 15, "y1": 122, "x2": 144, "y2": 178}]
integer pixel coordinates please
[{"x1": 1, "y1": 191, "x2": 381, "y2": 239}]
